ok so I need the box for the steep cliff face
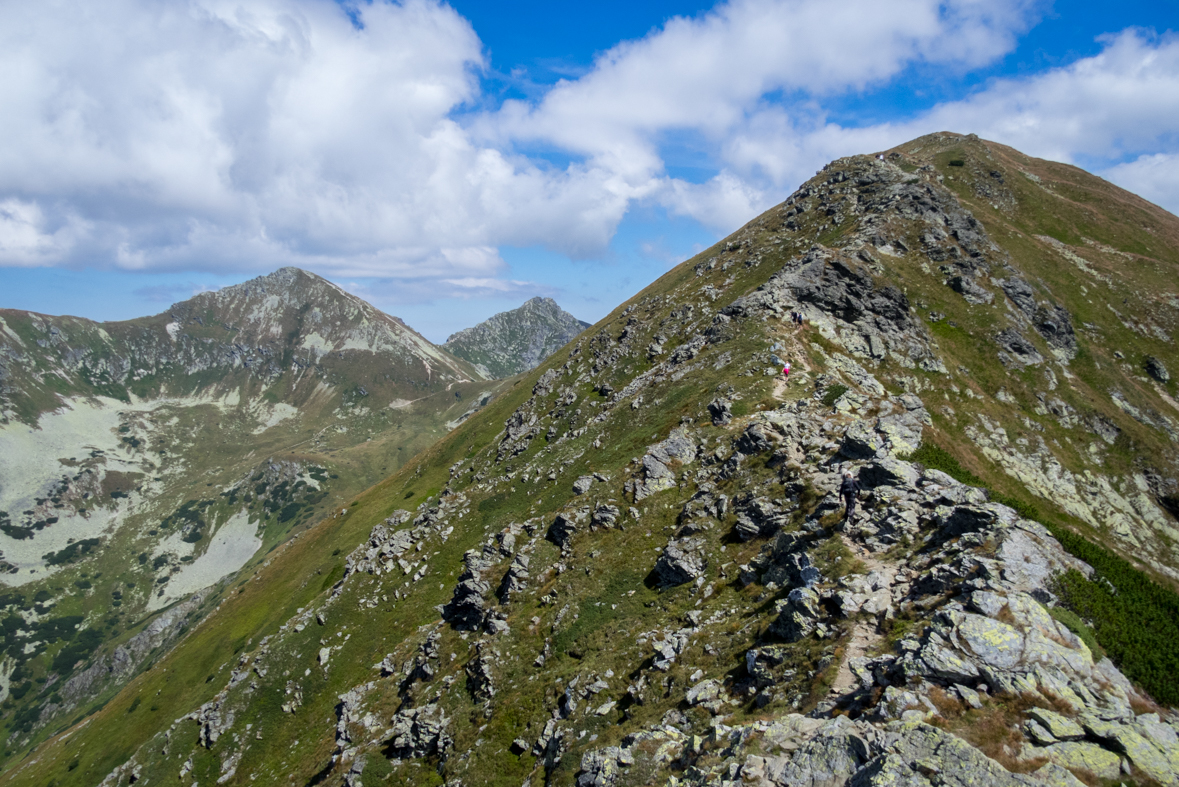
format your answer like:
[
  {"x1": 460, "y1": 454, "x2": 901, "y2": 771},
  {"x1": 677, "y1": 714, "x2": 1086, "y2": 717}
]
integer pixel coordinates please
[
  {"x1": 6, "y1": 134, "x2": 1179, "y2": 787},
  {"x1": 444, "y1": 297, "x2": 590, "y2": 379}
]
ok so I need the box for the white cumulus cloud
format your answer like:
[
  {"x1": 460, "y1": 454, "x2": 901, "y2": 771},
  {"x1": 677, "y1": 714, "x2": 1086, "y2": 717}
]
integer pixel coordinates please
[{"x1": 2, "y1": 0, "x2": 1175, "y2": 293}]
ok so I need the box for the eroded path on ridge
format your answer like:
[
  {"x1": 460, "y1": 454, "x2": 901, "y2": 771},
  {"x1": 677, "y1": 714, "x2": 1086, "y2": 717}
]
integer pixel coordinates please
[
  {"x1": 827, "y1": 535, "x2": 898, "y2": 698},
  {"x1": 771, "y1": 327, "x2": 816, "y2": 401}
]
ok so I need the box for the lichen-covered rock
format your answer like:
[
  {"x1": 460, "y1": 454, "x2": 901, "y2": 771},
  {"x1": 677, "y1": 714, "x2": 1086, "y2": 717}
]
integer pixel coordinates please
[
  {"x1": 746, "y1": 645, "x2": 792, "y2": 687},
  {"x1": 591, "y1": 504, "x2": 620, "y2": 529},
  {"x1": 737, "y1": 422, "x2": 777, "y2": 455},
  {"x1": 188, "y1": 692, "x2": 233, "y2": 748},
  {"x1": 995, "y1": 327, "x2": 1044, "y2": 367},
  {"x1": 548, "y1": 512, "x2": 580, "y2": 549},
  {"x1": 763, "y1": 551, "x2": 822, "y2": 589},
  {"x1": 653, "y1": 537, "x2": 707, "y2": 587},
  {"x1": 938, "y1": 504, "x2": 1001, "y2": 537},
  {"x1": 634, "y1": 428, "x2": 698, "y2": 500},
  {"x1": 386, "y1": 704, "x2": 452, "y2": 759},
  {"x1": 1038, "y1": 741, "x2": 1121, "y2": 780},
  {"x1": 1029, "y1": 763, "x2": 1089, "y2": 787},
  {"x1": 709, "y1": 397, "x2": 733, "y2": 425},
  {"x1": 769, "y1": 587, "x2": 824, "y2": 642},
  {"x1": 685, "y1": 678, "x2": 722, "y2": 706},
  {"x1": 1146, "y1": 355, "x2": 1170, "y2": 383},
  {"x1": 835, "y1": 569, "x2": 893, "y2": 617},
  {"x1": 840, "y1": 410, "x2": 924, "y2": 459},
  {"x1": 910, "y1": 637, "x2": 980, "y2": 684},
  {"x1": 1135, "y1": 714, "x2": 1179, "y2": 774},
  {"x1": 1081, "y1": 718, "x2": 1177, "y2": 784},
  {"x1": 858, "y1": 458, "x2": 920, "y2": 489},
  {"x1": 950, "y1": 610, "x2": 1025, "y2": 669},
  {"x1": 771, "y1": 717, "x2": 872, "y2": 787},
  {"x1": 733, "y1": 495, "x2": 786, "y2": 541},
  {"x1": 851, "y1": 722, "x2": 1026, "y2": 787},
  {"x1": 442, "y1": 550, "x2": 492, "y2": 630},
  {"x1": 465, "y1": 641, "x2": 497, "y2": 704},
  {"x1": 1026, "y1": 708, "x2": 1084, "y2": 741},
  {"x1": 497, "y1": 553, "x2": 530, "y2": 603},
  {"x1": 577, "y1": 747, "x2": 626, "y2": 787}
]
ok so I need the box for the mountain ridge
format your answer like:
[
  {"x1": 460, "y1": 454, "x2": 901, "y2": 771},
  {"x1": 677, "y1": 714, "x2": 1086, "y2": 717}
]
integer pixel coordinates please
[
  {"x1": 5, "y1": 133, "x2": 1179, "y2": 787},
  {"x1": 0, "y1": 268, "x2": 505, "y2": 749}
]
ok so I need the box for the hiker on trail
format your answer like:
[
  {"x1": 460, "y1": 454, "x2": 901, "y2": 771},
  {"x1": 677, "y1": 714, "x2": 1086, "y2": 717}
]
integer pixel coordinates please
[
  {"x1": 840, "y1": 470, "x2": 860, "y2": 521},
  {"x1": 782, "y1": 362, "x2": 791, "y2": 380}
]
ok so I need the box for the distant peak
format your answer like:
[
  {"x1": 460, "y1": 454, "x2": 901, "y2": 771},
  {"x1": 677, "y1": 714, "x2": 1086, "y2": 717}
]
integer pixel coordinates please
[{"x1": 443, "y1": 297, "x2": 589, "y2": 378}]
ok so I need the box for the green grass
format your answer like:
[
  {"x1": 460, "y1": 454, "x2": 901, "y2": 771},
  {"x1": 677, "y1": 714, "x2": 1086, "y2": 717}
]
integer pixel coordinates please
[{"x1": 1045, "y1": 604, "x2": 1102, "y2": 659}]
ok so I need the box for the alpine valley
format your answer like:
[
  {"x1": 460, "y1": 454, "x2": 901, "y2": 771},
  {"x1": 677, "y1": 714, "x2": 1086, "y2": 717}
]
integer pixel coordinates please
[
  {"x1": 4, "y1": 133, "x2": 1179, "y2": 787},
  {"x1": 0, "y1": 269, "x2": 589, "y2": 758}
]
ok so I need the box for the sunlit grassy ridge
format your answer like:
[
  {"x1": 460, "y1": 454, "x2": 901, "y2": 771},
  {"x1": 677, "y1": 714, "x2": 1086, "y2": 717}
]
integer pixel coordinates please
[{"x1": 6, "y1": 133, "x2": 1179, "y2": 785}]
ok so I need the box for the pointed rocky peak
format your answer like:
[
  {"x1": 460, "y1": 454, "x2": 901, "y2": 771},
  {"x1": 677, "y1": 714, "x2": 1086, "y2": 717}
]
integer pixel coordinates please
[
  {"x1": 160, "y1": 267, "x2": 481, "y2": 382},
  {"x1": 443, "y1": 297, "x2": 590, "y2": 378}
]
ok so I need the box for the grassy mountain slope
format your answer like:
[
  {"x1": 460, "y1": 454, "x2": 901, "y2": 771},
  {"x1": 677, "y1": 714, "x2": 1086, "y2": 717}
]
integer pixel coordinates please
[
  {"x1": 0, "y1": 269, "x2": 504, "y2": 760},
  {"x1": 6, "y1": 133, "x2": 1179, "y2": 787}
]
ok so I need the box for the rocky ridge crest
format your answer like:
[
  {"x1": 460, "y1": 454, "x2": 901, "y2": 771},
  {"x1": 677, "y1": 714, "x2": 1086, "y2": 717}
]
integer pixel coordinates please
[{"x1": 10, "y1": 133, "x2": 1179, "y2": 787}]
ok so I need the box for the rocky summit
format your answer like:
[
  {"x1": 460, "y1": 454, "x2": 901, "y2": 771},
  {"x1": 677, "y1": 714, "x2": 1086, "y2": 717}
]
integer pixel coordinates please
[
  {"x1": 444, "y1": 297, "x2": 591, "y2": 379},
  {"x1": 5, "y1": 133, "x2": 1179, "y2": 787}
]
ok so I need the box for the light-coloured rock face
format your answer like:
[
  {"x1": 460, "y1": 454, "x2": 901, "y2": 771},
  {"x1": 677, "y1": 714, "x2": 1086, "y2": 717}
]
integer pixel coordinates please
[
  {"x1": 967, "y1": 416, "x2": 1179, "y2": 556},
  {"x1": 1040, "y1": 741, "x2": 1123, "y2": 780}
]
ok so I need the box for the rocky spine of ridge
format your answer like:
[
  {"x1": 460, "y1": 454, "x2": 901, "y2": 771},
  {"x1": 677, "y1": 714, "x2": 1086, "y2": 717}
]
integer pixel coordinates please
[
  {"x1": 15, "y1": 134, "x2": 1179, "y2": 787},
  {"x1": 444, "y1": 296, "x2": 590, "y2": 379}
]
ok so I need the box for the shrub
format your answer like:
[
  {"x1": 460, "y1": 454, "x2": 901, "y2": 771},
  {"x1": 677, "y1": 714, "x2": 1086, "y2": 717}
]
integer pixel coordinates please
[
  {"x1": 278, "y1": 502, "x2": 302, "y2": 523},
  {"x1": 1045, "y1": 604, "x2": 1101, "y2": 658},
  {"x1": 821, "y1": 384, "x2": 849, "y2": 408},
  {"x1": 42, "y1": 538, "x2": 101, "y2": 566},
  {"x1": 899, "y1": 443, "x2": 982, "y2": 486},
  {"x1": 1050, "y1": 559, "x2": 1179, "y2": 706},
  {"x1": 988, "y1": 493, "x2": 1039, "y2": 521}
]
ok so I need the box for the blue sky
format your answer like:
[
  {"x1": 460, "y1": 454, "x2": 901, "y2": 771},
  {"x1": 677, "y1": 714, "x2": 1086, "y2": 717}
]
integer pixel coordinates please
[{"x1": 1, "y1": 0, "x2": 1177, "y2": 342}]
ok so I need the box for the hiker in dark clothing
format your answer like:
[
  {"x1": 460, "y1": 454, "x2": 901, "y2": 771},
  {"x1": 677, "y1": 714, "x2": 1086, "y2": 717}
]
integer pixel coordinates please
[{"x1": 840, "y1": 471, "x2": 860, "y2": 520}]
